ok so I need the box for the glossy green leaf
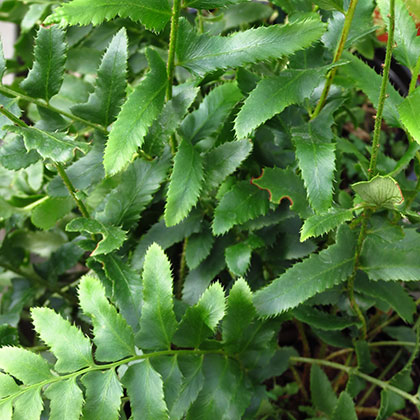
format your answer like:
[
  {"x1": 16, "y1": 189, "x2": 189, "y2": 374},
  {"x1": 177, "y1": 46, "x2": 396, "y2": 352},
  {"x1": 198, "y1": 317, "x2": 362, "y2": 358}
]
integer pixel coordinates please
[
  {"x1": 360, "y1": 229, "x2": 420, "y2": 281},
  {"x1": 235, "y1": 68, "x2": 325, "y2": 139},
  {"x1": 46, "y1": 0, "x2": 171, "y2": 32},
  {"x1": 96, "y1": 154, "x2": 169, "y2": 227},
  {"x1": 71, "y1": 28, "x2": 128, "y2": 127},
  {"x1": 45, "y1": 378, "x2": 84, "y2": 420},
  {"x1": 47, "y1": 144, "x2": 104, "y2": 196},
  {"x1": 0, "y1": 347, "x2": 52, "y2": 385},
  {"x1": 93, "y1": 254, "x2": 142, "y2": 331},
  {"x1": 313, "y1": 0, "x2": 344, "y2": 11},
  {"x1": 7, "y1": 125, "x2": 89, "y2": 163},
  {"x1": 355, "y1": 278, "x2": 416, "y2": 323},
  {"x1": 122, "y1": 360, "x2": 168, "y2": 420},
  {"x1": 173, "y1": 283, "x2": 225, "y2": 348},
  {"x1": 81, "y1": 370, "x2": 123, "y2": 420},
  {"x1": 20, "y1": 26, "x2": 67, "y2": 101},
  {"x1": 332, "y1": 391, "x2": 357, "y2": 420},
  {"x1": 377, "y1": 0, "x2": 420, "y2": 71},
  {"x1": 31, "y1": 307, "x2": 93, "y2": 373},
  {"x1": 165, "y1": 139, "x2": 204, "y2": 227},
  {"x1": 204, "y1": 140, "x2": 252, "y2": 190},
  {"x1": 170, "y1": 355, "x2": 205, "y2": 420},
  {"x1": 222, "y1": 278, "x2": 256, "y2": 353},
  {"x1": 31, "y1": 197, "x2": 74, "y2": 230},
  {"x1": 212, "y1": 180, "x2": 269, "y2": 235},
  {"x1": 185, "y1": 228, "x2": 214, "y2": 270},
  {"x1": 254, "y1": 225, "x2": 356, "y2": 315},
  {"x1": 13, "y1": 387, "x2": 43, "y2": 420},
  {"x1": 225, "y1": 238, "x2": 262, "y2": 277},
  {"x1": 352, "y1": 175, "x2": 404, "y2": 208},
  {"x1": 176, "y1": 15, "x2": 326, "y2": 76},
  {"x1": 340, "y1": 53, "x2": 403, "y2": 127},
  {"x1": 0, "y1": 373, "x2": 19, "y2": 398},
  {"x1": 131, "y1": 211, "x2": 202, "y2": 270},
  {"x1": 311, "y1": 364, "x2": 337, "y2": 416},
  {"x1": 293, "y1": 305, "x2": 359, "y2": 330},
  {"x1": 103, "y1": 48, "x2": 167, "y2": 175},
  {"x1": 0, "y1": 136, "x2": 40, "y2": 171},
  {"x1": 145, "y1": 83, "x2": 199, "y2": 155},
  {"x1": 398, "y1": 87, "x2": 420, "y2": 144},
  {"x1": 180, "y1": 83, "x2": 242, "y2": 145},
  {"x1": 136, "y1": 244, "x2": 178, "y2": 350},
  {"x1": 300, "y1": 208, "x2": 354, "y2": 241},
  {"x1": 251, "y1": 167, "x2": 312, "y2": 218},
  {"x1": 66, "y1": 218, "x2": 126, "y2": 256},
  {"x1": 78, "y1": 276, "x2": 135, "y2": 361}
]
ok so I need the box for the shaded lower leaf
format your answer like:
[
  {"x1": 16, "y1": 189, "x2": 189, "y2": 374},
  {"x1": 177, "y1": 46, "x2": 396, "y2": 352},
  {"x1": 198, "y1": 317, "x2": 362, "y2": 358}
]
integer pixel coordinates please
[
  {"x1": 332, "y1": 391, "x2": 357, "y2": 420},
  {"x1": 310, "y1": 364, "x2": 337, "y2": 416},
  {"x1": 31, "y1": 197, "x2": 74, "y2": 230}
]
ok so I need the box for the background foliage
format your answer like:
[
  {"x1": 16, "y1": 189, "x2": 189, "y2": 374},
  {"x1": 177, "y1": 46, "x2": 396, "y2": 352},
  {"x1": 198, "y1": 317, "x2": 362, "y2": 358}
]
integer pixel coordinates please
[{"x1": 0, "y1": 0, "x2": 419, "y2": 418}]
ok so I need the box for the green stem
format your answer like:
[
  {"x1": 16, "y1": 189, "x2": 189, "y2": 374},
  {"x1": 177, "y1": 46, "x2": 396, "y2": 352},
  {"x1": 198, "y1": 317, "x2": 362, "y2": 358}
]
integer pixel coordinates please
[
  {"x1": 0, "y1": 85, "x2": 107, "y2": 134},
  {"x1": 1, "y1": 349, "x2": 225, "y2": 405},
  {"x1": 290, "y1": 356, "x2": 420, "y2": 407},
  {"x1": 311, "y1": 0, "x2": 359, "y2": 119},
  {"x1": 166, "y1": 0, "x2": 182, "y2": 101},
  {"x1": 0, "y1": 105, "x2": 90, "y2": 219},
  {"x1": 368, "y1": 0, "x2": 395, "y2": 179}
]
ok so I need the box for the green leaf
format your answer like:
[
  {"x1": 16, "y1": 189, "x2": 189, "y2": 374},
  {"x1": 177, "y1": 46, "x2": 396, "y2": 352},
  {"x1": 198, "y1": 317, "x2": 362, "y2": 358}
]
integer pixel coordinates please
[
  {"x1": 20, "y1": 26, "x2": 67, "y2": 101},
  {"x1": 0, "y1": 94, "x2": 22, "y2": 137},
  {"x1": 45, "y1": 378, "x2": 84, "y2": 420},
  {"x1": 71, "y1": 28, "x2": 128, "y2": 127},
  {"x1": 145, "y1": 83, "x2": 199, "y2": 155},
  {"x1": 47, "y1": 143, "x2": 104, "y2": 197},
  {"x1": 300, "y1": 208, "x2": 354, "y2": 241},
  {"x1": 235, "y1": 68, "x2": 325, "y2": 139},
  {"x1": 203, "y1": 140, "x2": 253, "y2": 190},
  {"x1": 377, "y1": 0, "x2": 420, "y2": 71},
  {"x1": 136, "y1": 243, "x2": 178, "y2": 350},
  {"x1": 185, "y1": 228, "x2": 214, "y2": 270},
  {"x1": 185, "y1": 0, "x2": 247, "y2": 8},
  {"x1": 13, "y1": 387, "x2": 43, "y2": 420},
  {"x1": 313, "y1": 0, "x2": 344, "y2": 11},
  {"x1": 212, "y1": 180, "x2": 269, "y2": 235},
  {"x1": 122, "y1": 359, "x2": 168, "y2": 420},
  {"x1": 332, "y1": 391, "x2": 357, "y2": 420},
  {"x1": 0, "y1": 135, "x2": 41, "y2": 171},
  {"x1": 222, "y1": 278, "x2": 256, "y2": 353},
  {"x1": 360, "y1": 228, "x2": 420, "y2": 281},
  {"x1": 340, "y1": 53, "x2": 403, "y2": 127},
  {"x1": 131, "y1": 211, "x2": 202, "y2": 270},
  {"x1": 78, "y1": 276, "x2": 135, "y2": 361},
  {"x1": 103, "y1": 48, "x2": 168, "y2": 175},
  {"x1": 170, "y1": 355, "x2": 205, "y2": 420},
  {"x1": 31, "y1": 197, "x2": 74, "y2": 230},
  {"x1": 179, "y1": 83, "x2": 242, "y2": 145},
  {"x1": 0, "y1": 372, "x2": 19, "y2": 398},
  {"x1": 176, "y1": 15, "x2": 326, "y2": 76},
  {"x1": 254, "y1": 225, "x2": 356, "y2": 315},
  {"x1": 398, "y1": 87, "x2": 420, "y2": 144},
  {"x1": 7, "y1": 125, "x2": 89, "y2": 163},
  {"x1": 251, "y1": 167, "x2": 312, "y2": 218},
  {"x1": 165, "y1": 139, "x2": 204, "y2": 227},
  {"x1": 310, "y1": 364, "x2": 337, "y2": 416},
  {"x1": 66, "y1": 217, "x2": 126, "y2": 256},
  {"x1": 92, "y1": 254, "x2": 142, "y2": 331},
  {"x1": 225, "y1": 237, "x2": 263, "y2": 277},
  {"x1": 0, "y1": 401, "x2": 12, "y2": 420},
  {"x1": 0, "y1": 40, "x2": 5, "y2": 79},
  {"x1": 292, "y1": 113, "x2": 336, "y2": 213},
  {"x1": 352, "y1": 175, "x2": 404, "y2": 209},
  {"x1": 173, "y1": 283, "x2": 225, "y2": 348},
  {"x1": 293, "y1": 305, "x2": 359, "y2": 330},
  {"x1": 31, "y1": 307, "x2": 93, "y2": 373},
  {"x1": 186, "y1": 354, "x2": 251, "y2": 420},
  {"x1": 355, "y1": 278, "x2": 416, "y2": 323},
  {"x1": 81, "y1": 370, "x2": 123, "y2": 420},
  {"x1": 96, "y1": 154, "x2": 169, "y2": 227},
  {"x1": 46, "y1": 0, "x2": 171, "y2": 32},
  {"x1": 0, "y1": 347, "x2": 52, "y2": 384}
]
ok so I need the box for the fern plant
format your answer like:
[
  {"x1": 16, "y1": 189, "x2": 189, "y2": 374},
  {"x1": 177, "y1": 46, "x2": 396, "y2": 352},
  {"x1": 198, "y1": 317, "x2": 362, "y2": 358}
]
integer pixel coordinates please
[{"x1": 0, "y1": 0, "x2": 420, "y2": 418}]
